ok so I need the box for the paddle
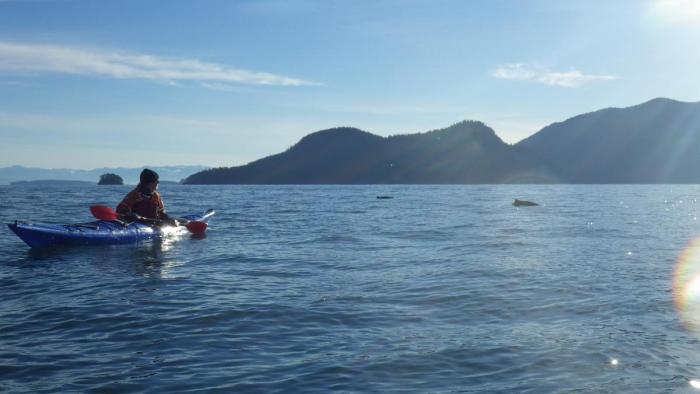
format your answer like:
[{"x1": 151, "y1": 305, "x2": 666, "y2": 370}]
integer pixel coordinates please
[
  {"x1": 90, "y1": 205, "x2": 119, "y2": 221},
  {"x1": 89, "y1": 205, "x2": 208, "y2": 234}
]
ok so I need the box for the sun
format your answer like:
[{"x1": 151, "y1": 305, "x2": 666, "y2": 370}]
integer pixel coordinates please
[{"x1": 650, "y1": 0, "x2": 700, "y2": 22}]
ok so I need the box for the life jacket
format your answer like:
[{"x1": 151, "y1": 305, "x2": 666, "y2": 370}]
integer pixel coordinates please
[{"x1": 116, "y1": 186, "x2": 165, "y2": 219}]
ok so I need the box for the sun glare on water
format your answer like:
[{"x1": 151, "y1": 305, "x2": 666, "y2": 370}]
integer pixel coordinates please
[{"x1": 160, "y1": 225, "x2": 187, "y2": 237}]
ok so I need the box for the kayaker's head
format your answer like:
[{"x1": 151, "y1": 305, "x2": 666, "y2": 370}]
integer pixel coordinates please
[{"x1": 139, "y1": 168, "x2": 160, "y2": 194}]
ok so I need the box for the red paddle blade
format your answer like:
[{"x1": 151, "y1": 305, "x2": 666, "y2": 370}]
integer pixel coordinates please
[
  {"x1": 90, "y1": 205, "x2": 119, "y2": 221},
  {"x1": 186, "y1": 221, "x2": 207, "y2": 234}
]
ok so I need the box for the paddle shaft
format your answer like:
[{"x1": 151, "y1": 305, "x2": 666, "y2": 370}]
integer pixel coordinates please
[{"x1": 90, "y1": 205, "x2": 208, "y2": 234}]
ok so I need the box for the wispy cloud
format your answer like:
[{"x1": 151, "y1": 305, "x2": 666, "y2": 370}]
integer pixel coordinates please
[
  {"x1": 0, "y1": 42, "x2": 317, "y2": 86},
  {"x1": 491, "y1": 63, "x2": 617, "y2": 88},
  {"x1": 0, "y1": 79, "x2": 34, "y2": 86},
  {"x1": 201, "y1": 82, "x2": 238, "y2": 92},
  {"x1": 315, "y1": 104, "x2": 464, "y2": 116},
  {"x1": 0, "y1": 111, "x2": 222, "y2": 137},
  {"x1": 144, "y1": 115, "x2": 228, "y2": 131}
]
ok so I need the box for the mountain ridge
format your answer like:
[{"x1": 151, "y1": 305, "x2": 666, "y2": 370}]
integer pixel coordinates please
[
  {"x1": 184, "y1": 120, "x2": 553, "y2": 184},
  {"x1": 184, "y1": 97, "x2": 700, "y2": 184},
  {"x1": 517, "y1": 97, "x2": 700, "y2": 183}
]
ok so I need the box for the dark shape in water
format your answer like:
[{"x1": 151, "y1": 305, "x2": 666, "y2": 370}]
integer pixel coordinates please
[
  {"x1": 377, "y1": 196, "x2": 393, "y2": 199},
  {"x1": 513, "y1": 199, "x2": 538, "y2": 207},
  {"x1": 98, "y1": 173, "x2": 124, "y2": 185}
]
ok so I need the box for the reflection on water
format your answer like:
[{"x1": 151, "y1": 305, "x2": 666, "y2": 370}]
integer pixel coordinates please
[
  {"x1": 19, "y1": 238, "x2": 189, "y2": 279},
  {"x1": 129, "y1": 240, "x2": 187, "y2": 279}
]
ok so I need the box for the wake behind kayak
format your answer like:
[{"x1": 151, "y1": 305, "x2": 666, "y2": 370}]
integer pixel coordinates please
[{"x1": 8, "y1": 209, "x2": 215, "y2": 249}]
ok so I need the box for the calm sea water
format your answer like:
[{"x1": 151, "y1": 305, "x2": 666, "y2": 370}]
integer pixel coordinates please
[{"x1": 2, "y1": 184, "x2": 700, "y2": 393}]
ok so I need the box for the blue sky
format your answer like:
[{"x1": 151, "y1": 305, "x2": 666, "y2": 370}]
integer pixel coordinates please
[{"x1": 0, "y1": 0, "x2": 698, "y2": 169}]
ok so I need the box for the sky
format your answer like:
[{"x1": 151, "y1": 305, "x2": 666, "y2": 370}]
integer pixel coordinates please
[{"x1": 0, "y1": 0, "x2": 699, "y2": 169}]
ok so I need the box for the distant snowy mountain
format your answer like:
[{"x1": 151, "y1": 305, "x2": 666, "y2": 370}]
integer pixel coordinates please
[{"x1": 0, "y1": 165, "x2": 209, "y2": 185}]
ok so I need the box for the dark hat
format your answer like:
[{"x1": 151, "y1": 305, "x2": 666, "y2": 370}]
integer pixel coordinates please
[{"x1": 140, "y1": 168, "x2": 159, "y2": 184}]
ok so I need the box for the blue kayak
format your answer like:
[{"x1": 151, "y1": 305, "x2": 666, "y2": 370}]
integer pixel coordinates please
[{"x1": 8, "y1": 209, "x2": 215, "y2": 248}]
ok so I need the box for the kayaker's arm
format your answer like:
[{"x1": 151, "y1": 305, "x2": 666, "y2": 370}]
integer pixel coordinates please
[
  {"x1": 153, "y1": 193, "x2": 178, "y2": 226},
  {"x1": 116, "y1": 190, "x2": 141, "y2": 216}
]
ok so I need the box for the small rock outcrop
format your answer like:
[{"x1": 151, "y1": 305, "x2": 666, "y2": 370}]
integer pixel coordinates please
[{"x1": 98, "y1": 173, "x2": 124, "y2": 185}]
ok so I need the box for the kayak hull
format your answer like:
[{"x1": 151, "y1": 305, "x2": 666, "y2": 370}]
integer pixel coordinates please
[
  {"x1": 8, "y1": 209, "x2": 214, "y2": 249},
  {"x1": 8, "y1": 221, "x2": 159, "y2": 248}
]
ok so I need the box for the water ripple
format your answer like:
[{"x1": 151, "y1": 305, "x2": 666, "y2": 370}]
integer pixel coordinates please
[{"x1": 1, "y1": 185, "x2": 699, "y2": 392}]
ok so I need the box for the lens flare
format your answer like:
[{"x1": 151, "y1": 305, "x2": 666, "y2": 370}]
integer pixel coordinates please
[{"x1": 673, "y1": 237, "x2": 700, "y2": 334}]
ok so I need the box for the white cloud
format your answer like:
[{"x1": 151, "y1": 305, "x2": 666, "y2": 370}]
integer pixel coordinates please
[
  {"x1": 0, "y1": 42, "x2": 317, "y2": 86},
  {"x1": 536, "y1": 70, "x2": 617, "y2": 88},
  {"x1": 491, "y1": 63, "x2": 538, "y2": 81},
  {"x1": 201, "y1": 82, "x2": 238, "y2": 91},
  {"x1": 491, "y1": 63, "x2": 617, "y2": 88}
]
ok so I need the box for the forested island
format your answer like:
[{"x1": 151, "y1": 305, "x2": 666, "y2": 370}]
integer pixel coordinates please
[{"x1": 184, "y1": 98, "x2": 700, "y2": 184}]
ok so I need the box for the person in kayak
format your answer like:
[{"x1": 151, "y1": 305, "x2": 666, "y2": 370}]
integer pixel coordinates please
[{"x1": 116, "y1": 169, "x2": 177, "y2": 225}]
